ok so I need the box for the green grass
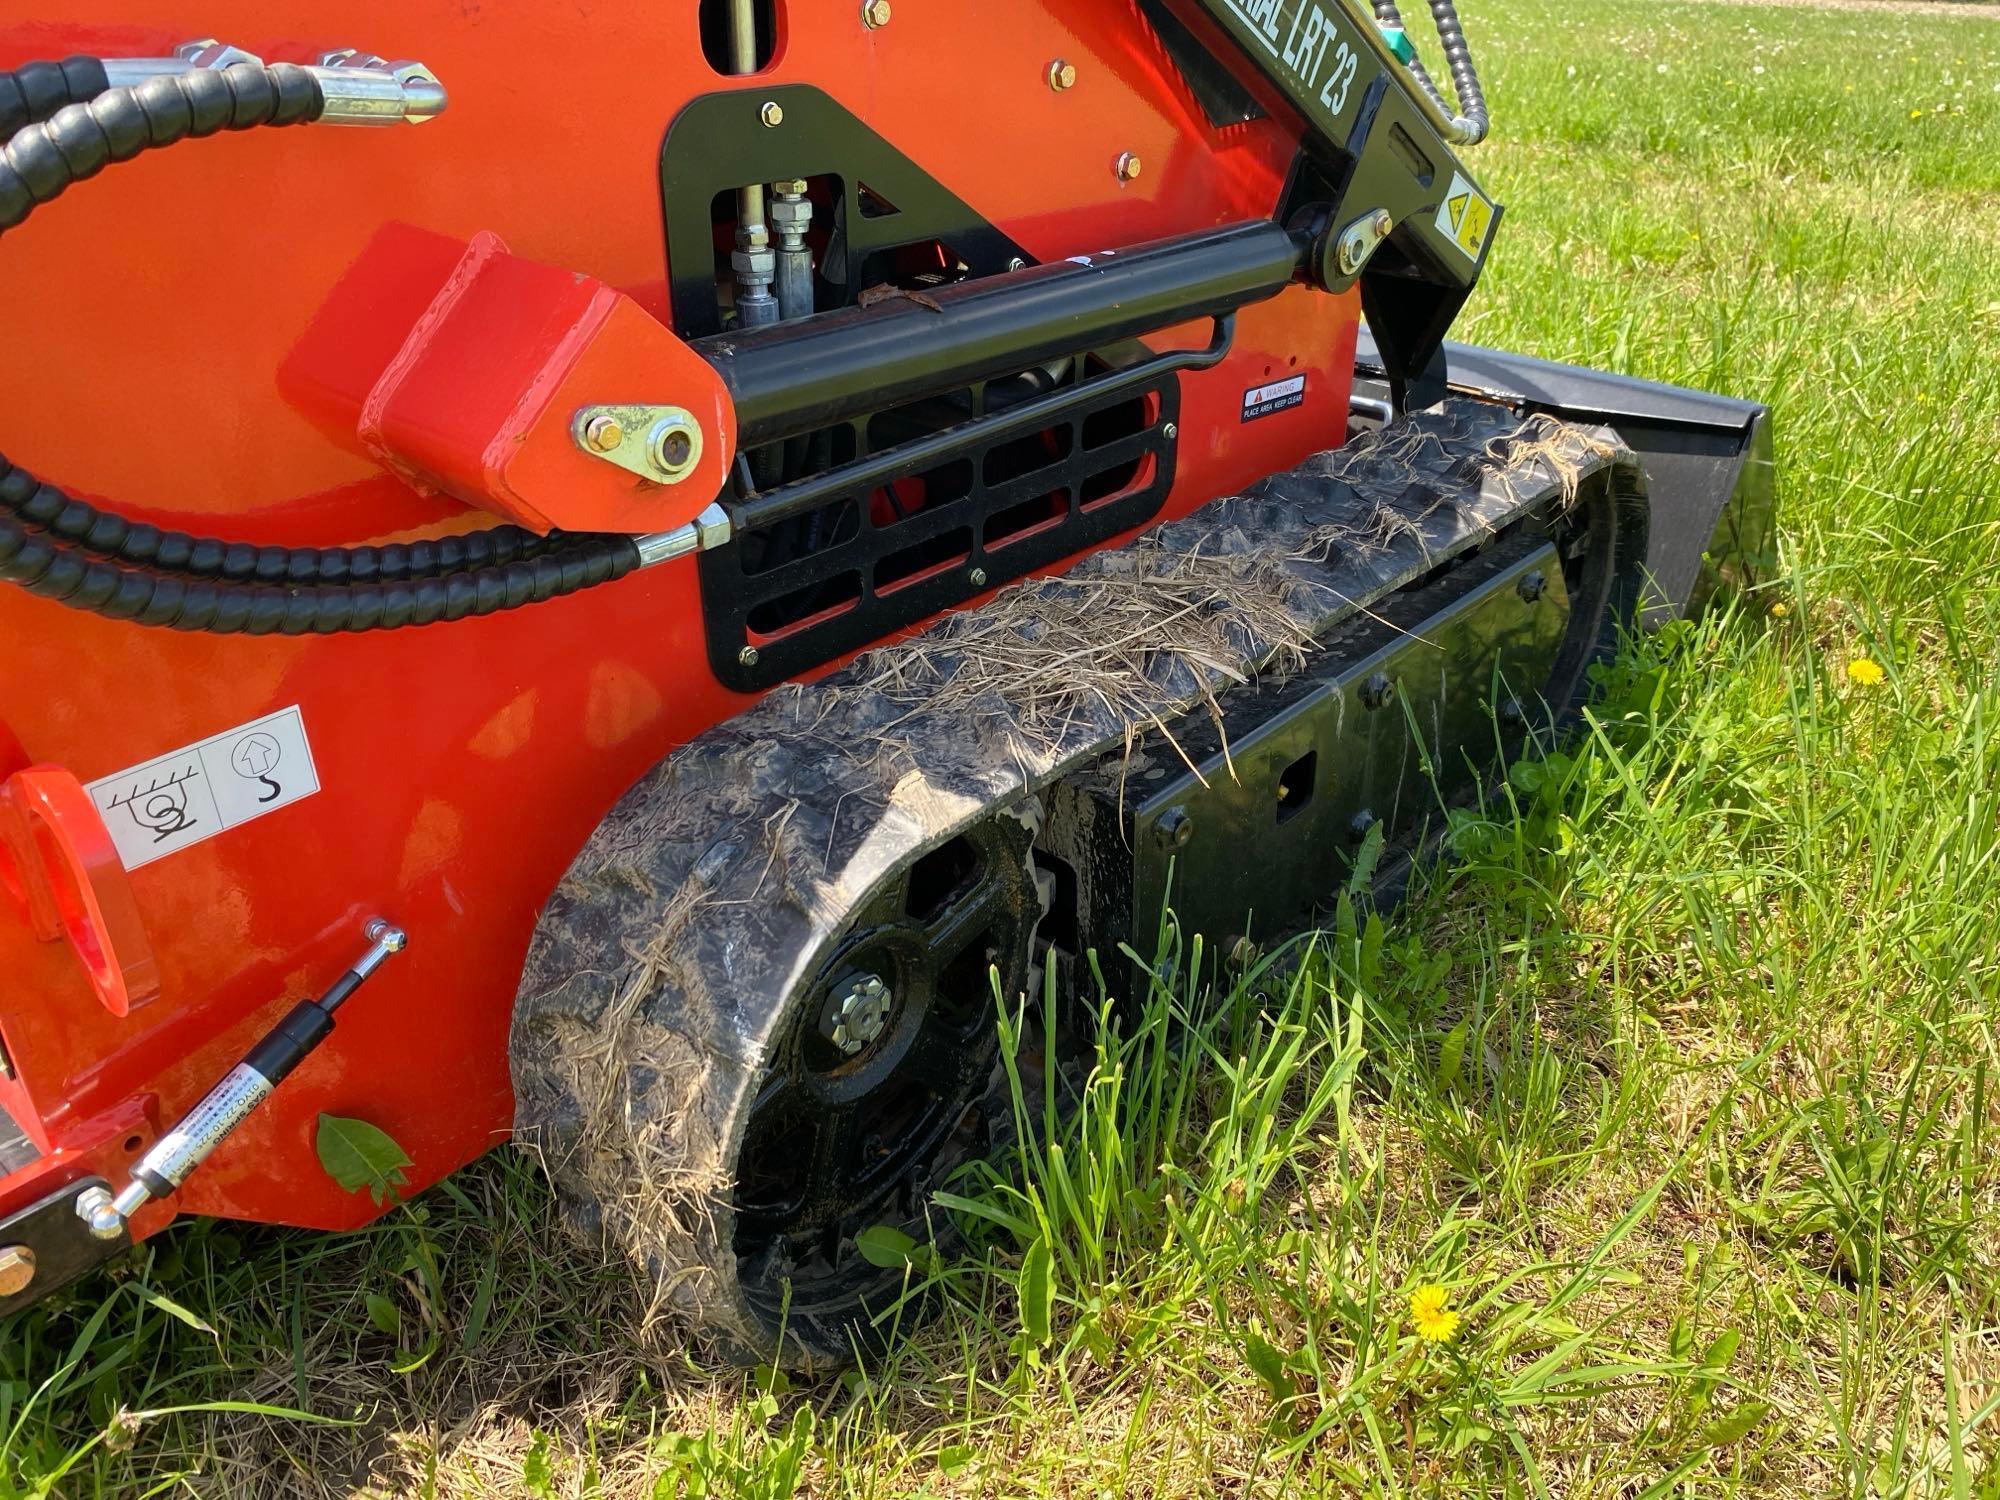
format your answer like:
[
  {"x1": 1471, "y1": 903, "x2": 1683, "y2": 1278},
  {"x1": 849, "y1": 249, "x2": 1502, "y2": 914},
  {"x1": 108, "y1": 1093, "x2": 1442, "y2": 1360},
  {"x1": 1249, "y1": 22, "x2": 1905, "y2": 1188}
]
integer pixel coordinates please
[{"x1": 9, "y1": 2, "x2": 2000, "y2": 1493}]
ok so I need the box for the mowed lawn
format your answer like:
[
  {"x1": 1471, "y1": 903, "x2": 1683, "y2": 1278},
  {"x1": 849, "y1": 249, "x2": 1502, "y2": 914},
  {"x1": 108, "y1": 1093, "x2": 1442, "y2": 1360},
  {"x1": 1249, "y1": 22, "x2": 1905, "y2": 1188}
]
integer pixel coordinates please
[{"x1": 8, "y1": 3, "x2": 2000, "y2": 1495}]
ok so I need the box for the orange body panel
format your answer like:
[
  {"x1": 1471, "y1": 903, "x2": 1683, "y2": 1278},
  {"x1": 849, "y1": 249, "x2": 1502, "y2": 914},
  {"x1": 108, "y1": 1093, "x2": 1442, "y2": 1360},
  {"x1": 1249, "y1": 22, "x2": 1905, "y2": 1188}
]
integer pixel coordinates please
[{"x1": 0, "y1": 1, "x2": 1358, "y2": 1235}]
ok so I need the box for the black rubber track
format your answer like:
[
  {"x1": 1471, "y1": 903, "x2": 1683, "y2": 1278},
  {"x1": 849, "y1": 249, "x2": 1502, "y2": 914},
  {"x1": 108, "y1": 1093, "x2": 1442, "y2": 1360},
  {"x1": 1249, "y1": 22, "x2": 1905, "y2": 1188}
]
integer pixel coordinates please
[{"x1": 509, "y1": 398, "x2": 1650, "y2": 1369}]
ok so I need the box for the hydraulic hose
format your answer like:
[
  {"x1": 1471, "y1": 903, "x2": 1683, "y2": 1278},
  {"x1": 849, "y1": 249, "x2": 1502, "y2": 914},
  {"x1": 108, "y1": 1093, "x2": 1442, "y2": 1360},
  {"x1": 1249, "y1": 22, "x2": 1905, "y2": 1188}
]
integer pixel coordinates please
[
  {"x1": 0, "y1": 451, "x2": 576, "y2": 584},
  {"x1": 0, "y1": 61, "x2": 654, "y2": 632},
  {"x1": 1371, "y1": 0, "x2": 1490, "y2": 146},
  {"x1": 0, "y1": 56, "x2": 111, "y2": 141},
  {"x1": 0, "y1": 64, "x2": 322, "y2": 233},
  {"x1": 0, "y1": 510, "x2": 640, "y2": 634}
]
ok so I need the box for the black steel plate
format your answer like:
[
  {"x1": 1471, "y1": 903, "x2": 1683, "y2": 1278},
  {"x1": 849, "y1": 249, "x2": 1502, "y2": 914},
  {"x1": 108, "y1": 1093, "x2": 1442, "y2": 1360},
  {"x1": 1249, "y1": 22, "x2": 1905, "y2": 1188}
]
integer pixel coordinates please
[{"x1": 0, "y1": 1176, "x2": 127, "y2": 1319}]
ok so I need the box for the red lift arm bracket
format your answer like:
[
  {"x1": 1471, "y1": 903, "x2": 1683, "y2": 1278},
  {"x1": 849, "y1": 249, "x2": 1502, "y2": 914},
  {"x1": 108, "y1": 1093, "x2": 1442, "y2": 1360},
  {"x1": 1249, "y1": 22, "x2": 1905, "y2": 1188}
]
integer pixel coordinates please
[
  {"x1": 285, "y1": 225, "x2": 738, "y2": 537},
  {"x1": 0, "y1": 767, "x2": 161, "y2": 1018}
]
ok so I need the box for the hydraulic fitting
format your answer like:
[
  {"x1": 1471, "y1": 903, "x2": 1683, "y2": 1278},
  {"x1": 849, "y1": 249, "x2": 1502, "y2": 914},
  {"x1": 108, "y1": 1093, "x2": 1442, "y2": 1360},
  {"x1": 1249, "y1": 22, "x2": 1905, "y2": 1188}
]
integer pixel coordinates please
[
  {"x1": 310, "y1": 50, "x2": 447, "y2": 125},
  {"x1": 732, "y1": 238, "x2": 780, "y2": 329},
  {"x1": 769, "y1": 179, "x2": 815, "y2": 321},
  {"x1": 99, "y1": 38, "x2": 263, "y2": 88},
  {"x1": 97, "y1": 41, "x2": 446, "y2": 125}
]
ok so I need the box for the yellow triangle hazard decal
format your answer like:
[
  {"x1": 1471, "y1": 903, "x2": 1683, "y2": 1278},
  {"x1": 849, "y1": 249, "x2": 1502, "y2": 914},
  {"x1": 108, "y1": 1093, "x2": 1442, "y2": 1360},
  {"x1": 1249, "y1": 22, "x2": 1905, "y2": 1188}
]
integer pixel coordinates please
[
  {"x1": 1457, "y1": 194, "x2": 1492, "y2": 256},
  {"x1": 1446, "y1": 192, "x2": 1470, "y2": 235}
]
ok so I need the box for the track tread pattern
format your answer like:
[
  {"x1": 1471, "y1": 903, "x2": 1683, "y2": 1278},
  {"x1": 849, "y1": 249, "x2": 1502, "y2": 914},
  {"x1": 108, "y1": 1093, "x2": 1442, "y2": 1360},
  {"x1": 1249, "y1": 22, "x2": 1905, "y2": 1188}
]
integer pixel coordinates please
[{"x1": 509, "y1": 400, "x2": 1645, "y2": 1365}]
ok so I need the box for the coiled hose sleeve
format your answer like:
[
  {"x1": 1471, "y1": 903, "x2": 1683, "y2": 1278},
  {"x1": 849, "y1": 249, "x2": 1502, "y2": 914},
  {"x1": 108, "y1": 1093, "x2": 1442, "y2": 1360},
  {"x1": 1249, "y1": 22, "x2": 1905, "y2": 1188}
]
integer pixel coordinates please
[
  {"x1": 0, "y1": 64, "x2": 656, "y2": 631},
  {"x1": 0, "y1": 56, "x2": 111, "y2": 141},
  {"x1": 1372, "y1": 0, "x2": 1490, "y2": 147},
  {"x1": 0, "y1": 510, "x2": 641, "y2": 634},
  {"x1": 0, "y1": 63, "x2": 322, "y2": 233},
  {"x1": 0, "y1": 450, "x2": 576, "y2": 584}
]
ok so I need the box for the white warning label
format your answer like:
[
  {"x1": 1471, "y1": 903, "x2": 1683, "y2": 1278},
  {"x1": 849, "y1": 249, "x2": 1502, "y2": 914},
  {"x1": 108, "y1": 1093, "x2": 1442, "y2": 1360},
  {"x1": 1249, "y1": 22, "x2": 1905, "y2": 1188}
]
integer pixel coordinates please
[
  {"x1": 1436, "y1": 171, "x2": 1496, "y2": 262},
  {"x1": 85, "y1": 706, "x2": 321, "y2": 871},
  {"x1": 1242, "y1": 373, "x2": 1307, "y2": 422}
]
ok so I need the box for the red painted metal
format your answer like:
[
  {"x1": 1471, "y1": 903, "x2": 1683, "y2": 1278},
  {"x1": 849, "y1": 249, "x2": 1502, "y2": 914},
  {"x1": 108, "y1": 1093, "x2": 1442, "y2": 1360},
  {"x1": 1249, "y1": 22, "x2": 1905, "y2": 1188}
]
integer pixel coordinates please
[
  {"x1": 292, "y1": 225, "x2": 738, "y2": 535},
  {"x1": 0, "y1": 1, "x2": 1360, "y2": 1239},
  {"x1": 0, "y1": 766, "x2": 161, "y2": 1018}
]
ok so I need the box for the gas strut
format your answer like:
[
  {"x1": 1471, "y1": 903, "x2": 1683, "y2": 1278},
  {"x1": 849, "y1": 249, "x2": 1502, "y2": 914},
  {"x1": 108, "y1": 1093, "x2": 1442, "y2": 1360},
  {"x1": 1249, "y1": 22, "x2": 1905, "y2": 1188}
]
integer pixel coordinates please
[{"x1": 75, "y1": 918, "x2": 407, "y2": 1241}]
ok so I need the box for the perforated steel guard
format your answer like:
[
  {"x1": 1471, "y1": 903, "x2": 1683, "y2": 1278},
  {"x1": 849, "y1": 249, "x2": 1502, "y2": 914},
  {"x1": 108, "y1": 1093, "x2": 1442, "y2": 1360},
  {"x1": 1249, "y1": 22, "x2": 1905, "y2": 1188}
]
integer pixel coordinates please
[{"x1": 699, "y1": 368, "x2": 1181, "y2": 692}]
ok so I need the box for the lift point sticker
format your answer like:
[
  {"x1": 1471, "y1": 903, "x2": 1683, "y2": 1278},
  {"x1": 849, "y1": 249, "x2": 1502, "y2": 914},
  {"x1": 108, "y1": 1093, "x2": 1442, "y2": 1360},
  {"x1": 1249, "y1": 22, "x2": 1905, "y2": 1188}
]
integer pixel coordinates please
[
  {"x1": 1437, "y1": 172, "x2": 1496, "y2": 262},
  {"x1": 85, "y1": 707, "x2": 321, "y2": 871}
]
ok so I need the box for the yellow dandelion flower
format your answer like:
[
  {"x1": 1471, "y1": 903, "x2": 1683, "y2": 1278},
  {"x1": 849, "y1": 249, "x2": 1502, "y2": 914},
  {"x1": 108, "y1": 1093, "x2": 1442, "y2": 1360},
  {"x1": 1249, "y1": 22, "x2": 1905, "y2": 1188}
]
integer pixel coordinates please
[
  {"x1": 1847, "y1": 657, "x2": 1886, "y2": 686},
  {"x1": 1409, "y1": 1283, "x2": 1461, "y2": 1344},
  {"x1": 1768, "y1": 601, "x2": 1789, "y2": 619}
]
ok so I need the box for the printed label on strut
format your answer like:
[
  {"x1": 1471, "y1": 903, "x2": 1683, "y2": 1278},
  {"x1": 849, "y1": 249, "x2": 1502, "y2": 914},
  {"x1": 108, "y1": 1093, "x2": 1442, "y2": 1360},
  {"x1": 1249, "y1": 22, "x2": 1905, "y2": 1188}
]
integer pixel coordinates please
[
  {"x1": 1242, "y1": 373, "x2": 1307, "y2": 422},
  {"x1": 85, "y1": 706, "x2": 321, "y2": 871}
]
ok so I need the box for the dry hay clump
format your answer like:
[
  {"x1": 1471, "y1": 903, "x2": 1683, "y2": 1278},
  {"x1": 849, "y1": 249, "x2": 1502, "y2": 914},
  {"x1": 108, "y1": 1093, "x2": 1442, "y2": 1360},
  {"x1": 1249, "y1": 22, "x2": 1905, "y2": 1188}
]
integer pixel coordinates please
[
  {"x1": 853, "y1": 534, "x2": 1324, "y2": 755},
  {"x1": 1297, "y1": 411, "x2": 1614, "y2": 565}
]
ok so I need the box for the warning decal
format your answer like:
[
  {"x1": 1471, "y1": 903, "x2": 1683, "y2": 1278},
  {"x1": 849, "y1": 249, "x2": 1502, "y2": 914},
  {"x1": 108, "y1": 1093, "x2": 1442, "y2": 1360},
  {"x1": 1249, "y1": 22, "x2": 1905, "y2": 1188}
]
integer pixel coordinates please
[
  {"x1": 85, "y1": 706, "x2": 321, "y2": 871},
  {"x1": 1242, "y1": 373, "x2": 1307, "y2": 422},
  {"x1": 1435, "y1": 171, "x2": 1496, "y2": 261}
]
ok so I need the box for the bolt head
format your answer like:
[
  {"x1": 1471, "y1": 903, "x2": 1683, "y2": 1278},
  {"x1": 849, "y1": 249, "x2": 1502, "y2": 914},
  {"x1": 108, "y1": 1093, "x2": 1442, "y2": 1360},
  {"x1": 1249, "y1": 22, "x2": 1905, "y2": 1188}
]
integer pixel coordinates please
[
  {"x1": 968, "y1": 567, "x2": 989, "y2": 588},
  {"x1": 1371, "y1": 210, "x2": 1394, "y2": 239},
  {"x1": 1006, "y1": 256, "x2": 1028, "y2": 272},
  {"x1": 1348, "y1": 809, "x2": 1379, "y2": 841},
  {"x1": 1516, "y1": 569, "x2": 1547, "y2": 603},
  {"x1": 1116, "y1": 151, "x2": 1143, "y2": 182},
  {"x1": 75, "y1": 1186, "x2": 124, "y2": 1242},
  {"x1": 862, "y1": 0, "x2": 892, "y2": 27},
  {"x1": 824, "y1": 973, "x2": 893, "y2": 1055},
  {"x1": 1498, "y1": 697, "x2": 1526, "y2": 726},
  {"x1": 0, "y1": 1245, "x2": 35, "y2": 1298},
  {"x1": 1154, "y1": 805, "x2": 1194, "y2": 850},
  {"x1": 759, "y1": 100, "x2": 785, "y2": 127},
  {"x1": 364, "y1": 918, "x2": 408, "y2": 953},
  {"x1": 738, "y1": 645, "x2": 760, "y2": 668},
  {"x1": 584, "y1": 414, "x2": 623, "y2": 452},
  {"x1": 1360, "y1": 672, "x2": 1396, "y2": 710},
  {"x1": 1162, "y1": 421, "x2": 1178, "y2": 441},
  {"x1": 1048, "y1": 59, "x2": 1078, "y2": 91}
]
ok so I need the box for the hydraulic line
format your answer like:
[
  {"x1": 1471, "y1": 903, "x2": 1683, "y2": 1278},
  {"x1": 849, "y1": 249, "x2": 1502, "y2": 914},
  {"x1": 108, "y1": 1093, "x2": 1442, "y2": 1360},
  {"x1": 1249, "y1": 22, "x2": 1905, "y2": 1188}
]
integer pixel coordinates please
[
  {"x1": 0, "y1": 509, "x2": 640, "y2": 634},
  {"x1": 1370, "y1": 0, "x2": 1490, "y2": 146},
  {"x1": 0, "y1": 451, "x2": 580, "y2": 584},
  {"x1": 0, "y1": 64, "x2": 323, "y2": 232},
  {"x1": 0, "y1": 57, "x2": 110, "y2": 141},
  {"x1": 0, "y1": 62, "x2": 664, "y2": 632}
]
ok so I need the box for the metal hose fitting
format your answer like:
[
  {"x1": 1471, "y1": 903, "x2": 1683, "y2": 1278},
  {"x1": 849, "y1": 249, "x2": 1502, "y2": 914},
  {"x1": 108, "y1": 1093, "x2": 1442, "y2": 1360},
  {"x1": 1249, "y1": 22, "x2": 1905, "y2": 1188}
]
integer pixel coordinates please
[{"x1": 1371, "y1": 0, "x2": 1490, "y2": 146}]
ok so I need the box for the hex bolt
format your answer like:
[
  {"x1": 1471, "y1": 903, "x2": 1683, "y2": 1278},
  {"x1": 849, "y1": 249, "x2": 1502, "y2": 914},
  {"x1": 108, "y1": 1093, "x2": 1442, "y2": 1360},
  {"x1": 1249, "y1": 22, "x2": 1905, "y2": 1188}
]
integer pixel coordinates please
[
  {"x1": 1360, "y1": 672, "x2": 1396, "y2": 710},
  {"x1": 0, "y1": 1244, "x2": 35, "y2": 1298},
  {"x1": 759, "y1": 100, "x2": 784, "y2": 127},
  {"x1": 1348, "y1": 809, "x2": 1379, "y2": 841},
  {"x1": 823, "y1": 973, "x2": 893, "y2": 1055},
  {"x1": 862, "y1": 0, "x2": 892, "y2": 28},
  {"x1": 1517, "y1": 569, "x2": 1547, "y2": 603},
  {"x1": 1162, "y1": 421, "x2": 1178, "y2": 440},
  {"x1": 1498, "y1": 697, "x2": 1526, "y2": 726},
  {"x1": 583, "y1": 414, "x2": 623, "y2": 452},
  {"x1": 1116, "y1": 151, "x2": 1143, "y2": 182},
  {"x1": 1154, "y1": 804, "x2": 1194, "y2": 850},
  {"x1": 738, "y1": 645, "x2": 760, "y2": 668},
  {"x1": 1006, "y1": 256, "x2": 1028, "y2": 271},
  {"x1": 1047, "y1": 59, "x2": 1077, "y2": 91},
  {"x1": 968, "y1": 566, "x2": 989, "y2": 588}
]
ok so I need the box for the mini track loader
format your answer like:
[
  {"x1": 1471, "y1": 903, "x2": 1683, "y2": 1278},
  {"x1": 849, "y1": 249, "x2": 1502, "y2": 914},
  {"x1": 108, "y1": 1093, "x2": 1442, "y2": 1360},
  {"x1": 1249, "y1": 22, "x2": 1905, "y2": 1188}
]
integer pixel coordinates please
[{"x1": 0, "y1": 1, "x2": 1772, "y2": 1367}]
